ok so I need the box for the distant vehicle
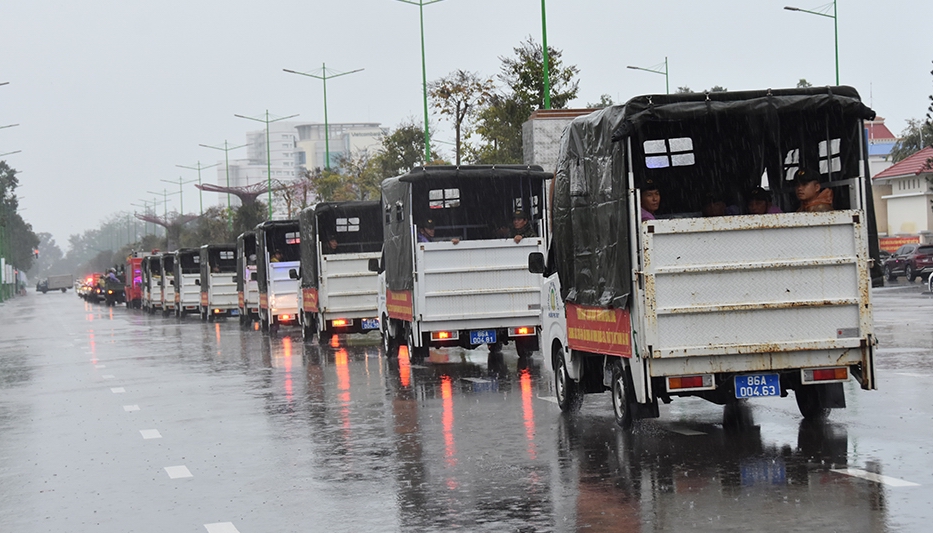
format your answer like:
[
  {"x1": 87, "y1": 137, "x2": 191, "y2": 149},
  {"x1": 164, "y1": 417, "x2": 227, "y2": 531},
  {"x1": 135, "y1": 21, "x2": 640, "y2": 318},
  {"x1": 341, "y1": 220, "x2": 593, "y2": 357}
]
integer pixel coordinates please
[
  {"x1": 882, "y1": 243, "x2": 933, "y2": 282},
  {"x1": 77, "y1": 273, "x2": 100, "y2": 300},
  {"x1": 141, "y1": 255, "x2": 163, "y2": 314},
  {"x1": 124, "y1": 252, "x2": 150, "y2": 309},
  {"x1": 376, "y1": 165, "x2": 549, "y2": 359},
  {"x1": 296, "y1": 200, "x2": 382, "y2": 343},
  {"x1": 41, "y1": 274, "x2": 74, "y2": 293},
  {"x1": 236, "y1": 231, "x2": 260, "y2": 326},
  {"x1": 255, "y1": 220, "x2": 301, "y2": 332},
  {"x1": 173, "y1": 248, "x2": 201, "y2": 318},
  {"x1": 199, "y1": 243, "x2": 238, "y2": 321},
  {"x1": 102, "y1": 271, "x2": 125, "y2": 307},
  {"x1": 159, "y1": 252, "x2": 176, "y2": 317}
]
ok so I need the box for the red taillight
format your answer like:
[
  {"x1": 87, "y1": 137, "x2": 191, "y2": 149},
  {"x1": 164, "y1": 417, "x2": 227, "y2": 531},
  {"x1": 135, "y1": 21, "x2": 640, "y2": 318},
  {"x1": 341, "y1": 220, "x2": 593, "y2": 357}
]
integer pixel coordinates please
[
  {"x1": 430, "y1": 330, "x2": 459, "y2": 341},
  {"x1": 332, "y1": 319, "x2": 348, "y2": 327},
  {"x1": 280, "y1": 314, "x2": 291, "y2": 321},
  {"x1": 811, "y1": 368, "x2": 847, "y2": 381},
  {"x1": 508, "y1": 326, "x2": 535, "y2": 337},
  {"x1": 669, "y1": 376, "x2": 703, "y2": 389}
]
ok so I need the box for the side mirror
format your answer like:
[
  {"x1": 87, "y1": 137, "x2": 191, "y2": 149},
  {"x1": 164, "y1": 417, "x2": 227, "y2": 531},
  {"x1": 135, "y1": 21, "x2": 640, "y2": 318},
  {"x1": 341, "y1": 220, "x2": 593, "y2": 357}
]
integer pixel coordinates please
[
  {"x1": 528, "y1": 252, "x2": 546, "y2": 274},
  {"x1": 250, "y1": 272, "x2": 258, "y2": 282},
  {"x1": 195, "y1": 279, "x2": 201, "y2": 286},
  {"x1": 288, "y1": 268, "x2": 299, "y2": 280},
  {"x1": 368, "y1": 258, "x2": 380, "y2": 273}
]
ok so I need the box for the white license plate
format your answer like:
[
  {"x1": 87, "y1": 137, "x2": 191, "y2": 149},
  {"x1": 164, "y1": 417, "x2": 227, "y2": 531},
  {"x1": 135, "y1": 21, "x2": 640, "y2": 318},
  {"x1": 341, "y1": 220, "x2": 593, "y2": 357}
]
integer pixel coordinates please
[
  {"x1": 361, "y1": 318, "x2": 379, "y2": 330},
  {"x1": 735, "y1": 374, "x2": 780, "y2": 398},
  {"x1": 470, "y1": 330, "x2": 496, "y2": 345}
]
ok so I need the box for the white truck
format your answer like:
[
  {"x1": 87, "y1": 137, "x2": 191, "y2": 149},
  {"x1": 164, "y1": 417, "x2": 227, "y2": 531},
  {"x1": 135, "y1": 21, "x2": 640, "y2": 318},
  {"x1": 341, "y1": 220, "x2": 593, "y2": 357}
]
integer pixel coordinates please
[
  {"x1": 255, "y1": 220, "x2": 301, "y2": 332},
  {"x1": 158, "y1": 252, "x2": 176, "y2": 317},
  {"x1": 296, "y1": 201, "x2": 383, "y2": 343},
  {"x1": 198, "y1": 243, "x2": 238, "y2": 321},
  {"x1": 173, "y1": 248, "x2": 201, "y2": 318},
  {"x1": 376, "y1": 165, "x2": 551, "y2": 359},
  {"x1": 236, "y1": 231, "x2": 260, "y2": 326},
  {"x1": 142, "y1": 254, "x2": 163, "y2": 314},
  {"x1": 38, "y1": 274, "x2": 74, "y2": 293},
  {"x1": 530, "y1": 87, "x2": 881, "y2": 428}
]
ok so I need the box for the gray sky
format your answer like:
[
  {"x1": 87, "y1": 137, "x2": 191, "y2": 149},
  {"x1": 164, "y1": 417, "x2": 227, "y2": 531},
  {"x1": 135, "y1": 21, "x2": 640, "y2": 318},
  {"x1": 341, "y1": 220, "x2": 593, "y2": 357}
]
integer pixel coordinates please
[{"x1": 3, "y1": 0, "x2": 930, "y2": 250}]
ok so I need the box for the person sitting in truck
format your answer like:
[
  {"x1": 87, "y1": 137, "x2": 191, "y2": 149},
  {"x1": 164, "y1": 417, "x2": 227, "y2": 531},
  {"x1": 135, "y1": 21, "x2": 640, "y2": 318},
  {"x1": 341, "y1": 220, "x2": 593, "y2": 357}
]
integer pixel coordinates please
[
  {"x1": 794, "y1": 168, "x2": 833, "y2": 212},
  {"x1": 701, "y1": 191, "x2": 740, "y2": 217},
  {"x1": 417, "y1": 220, "x2": 436, "y2": 242},
  {"x1": 106, "y1": 269, "x2": 120, "y2": 283},
  {"x1": 270, "y1": 251, "x2": 284, "y2": 262},
  {"x1": 747, "y1": 186, "x2": 783, "y2": 214},
  {"x1": 324, "y1": 236, "x2": 339, "y2": 254},
  {"x1": 510, "y1": 210, "x2": 536, "y2": 243},
  {"x1": 640, "y1": 178, "x2": 662, "y2": 221}
]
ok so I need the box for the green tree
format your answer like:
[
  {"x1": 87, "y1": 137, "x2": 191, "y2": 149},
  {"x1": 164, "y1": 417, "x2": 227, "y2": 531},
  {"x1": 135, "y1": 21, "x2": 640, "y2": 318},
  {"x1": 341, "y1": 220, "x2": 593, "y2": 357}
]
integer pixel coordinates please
[
  {"x1": 675, "y1": 86, "x2": 693, "y2": 94},
  {"x1": 797, "y1": 78, "x2": 813, "y2": 88},
  {"x1": 586, "y1": 94, "x2": 615, "y2": 108},
  {"x1": 234, "y1": 201, "x2": 267, "y2": 236},
  {"x1": 709, "y1": 85, "x2": 728, "y2": 93},
  {"x1": 0, "y1": 161, "x2": 39, "y2": 272},
  {"x1": 890, "y1": 119, "x2": 933, "y2": 162},
  {"x1": 371, "y1": 121, "x2": 436, "y2": 178},
  {"x1": 335, "y1": 150, "x2": 381, "y2": 201},
  {"x1": 429, "y1": 70, "x2": 495, "y2": 165},
  {"x1": 180, "y1": 206, "x2": 233, "y2": 247}
]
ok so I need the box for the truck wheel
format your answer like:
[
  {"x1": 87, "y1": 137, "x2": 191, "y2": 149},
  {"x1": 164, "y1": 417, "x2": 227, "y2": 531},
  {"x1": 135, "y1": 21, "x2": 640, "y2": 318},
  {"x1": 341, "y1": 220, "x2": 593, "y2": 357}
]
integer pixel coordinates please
[
  {"x1": 516, "y1": 337, "x2": 535, "y2": 359},
  {"x1": 260, "y1": 310, "x2": 270, "y2": 332},
  {"x1": 382, "y1": 317, "x2": 400, "y2": 358},
  {"x1": 611, "y1": 361, "x2": 635, "y2": 429},
  {"x1": 408, "y1": 330, "x2": 428, "y2": 362},
  {"x1": 318, "y1": 328, "x2": 331, "y2": 346},
  {"x1": 302, "y1": 315, "x2": 316, "y2": 343},
  {"x1": 795, "y1": 386, "x2": 830, "y2": 420},
  {"x1": 554, "y1": 349, "x2": 582, "y2": 412},
  {"x1": 61, "y1": 288, "x2": 67, "y2": 293}
]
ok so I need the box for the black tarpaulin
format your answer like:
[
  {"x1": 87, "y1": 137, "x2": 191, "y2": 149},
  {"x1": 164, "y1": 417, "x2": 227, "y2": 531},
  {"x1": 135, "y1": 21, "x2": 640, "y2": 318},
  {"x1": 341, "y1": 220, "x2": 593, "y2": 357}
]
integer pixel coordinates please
[
  {"x1": 254, "y1": 220, "x2": 300, "y2": 295},
  {"x1": 236, "y1": 231, "x2": 256, "y2": 294},
  {"x1": 298, "y1": 200, "x2": 382, "y2": 290}
]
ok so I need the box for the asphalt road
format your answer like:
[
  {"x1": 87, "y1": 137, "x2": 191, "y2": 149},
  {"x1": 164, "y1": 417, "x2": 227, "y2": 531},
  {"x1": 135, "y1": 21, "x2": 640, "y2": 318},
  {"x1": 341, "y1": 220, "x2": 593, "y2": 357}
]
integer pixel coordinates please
[{"x1": 0, "y1": 283, "x2": 930, "y2": 532}]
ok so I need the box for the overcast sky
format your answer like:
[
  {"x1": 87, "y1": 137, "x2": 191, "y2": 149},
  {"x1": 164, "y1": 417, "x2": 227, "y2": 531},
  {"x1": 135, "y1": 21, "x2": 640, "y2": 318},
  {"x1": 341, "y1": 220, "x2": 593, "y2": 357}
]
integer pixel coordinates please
[{"x1": 3, "y1": 0, "x2": 931, "y2": 250}]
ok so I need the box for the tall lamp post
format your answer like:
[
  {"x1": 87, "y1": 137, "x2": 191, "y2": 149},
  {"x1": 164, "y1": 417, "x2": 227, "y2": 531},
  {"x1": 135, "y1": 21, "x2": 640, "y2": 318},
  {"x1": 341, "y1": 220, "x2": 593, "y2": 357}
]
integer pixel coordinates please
[
  {"x1": 784, "y1": 1, "x2": 838, "y2": 85},
  {"x1": 283, "y1": 64, "x2": 363, "y2": 170},
  {"x1": 146, "y1": 189, "x2": 180, "y2": 220},
  {"x1": 161, "y1": 177, "x2": 197, "y2": 216},
  {"x1": 176, "y1": 162, "x2": 219, "y2": 216},
  {"x1": 234, "y1": 110, "x2": 299, "y2": 219},
  {"x1": 395, "y1": 0, "x2": 446, "y2": 163},
  {"x1": 540, "y1": 0, "x2": 551, "y2": 109},
  {"x1": 627, "y1": 57, "x2": 669, "y2": 94},
  {"x1": 200, "y1": 140, "x2": 247, "y2": 231}
]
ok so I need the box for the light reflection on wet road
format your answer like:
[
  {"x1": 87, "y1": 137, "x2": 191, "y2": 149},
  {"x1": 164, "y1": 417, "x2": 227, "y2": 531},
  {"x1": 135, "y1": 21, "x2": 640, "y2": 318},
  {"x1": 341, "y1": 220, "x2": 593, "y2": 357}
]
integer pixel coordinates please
[{"x1": 0, "y1": 283, "x2": 930, "y2": 532}]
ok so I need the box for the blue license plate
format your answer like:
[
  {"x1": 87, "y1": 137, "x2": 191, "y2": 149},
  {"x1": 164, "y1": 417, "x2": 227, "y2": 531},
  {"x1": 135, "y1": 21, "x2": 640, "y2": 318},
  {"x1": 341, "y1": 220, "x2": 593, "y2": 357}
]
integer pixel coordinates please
[
  {"x1": 470, "y1": 329, "x2": 497, "y2": 345},
  {"x1": 361, "y1": 318, "x2": 380, "y2": 330},
  {"x1": 229, "y1": 309, "x2": 239, "y2": 316},
  {"x1": 735, "y1": 374, "x2": 780, "y2": 398}
]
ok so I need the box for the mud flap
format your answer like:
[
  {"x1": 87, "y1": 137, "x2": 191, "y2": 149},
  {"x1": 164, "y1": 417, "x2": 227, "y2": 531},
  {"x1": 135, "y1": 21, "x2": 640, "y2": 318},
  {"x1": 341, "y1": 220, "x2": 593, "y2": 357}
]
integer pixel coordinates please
[{"x1": 818, "y1": 382, "x2": 847, "y2": 409}]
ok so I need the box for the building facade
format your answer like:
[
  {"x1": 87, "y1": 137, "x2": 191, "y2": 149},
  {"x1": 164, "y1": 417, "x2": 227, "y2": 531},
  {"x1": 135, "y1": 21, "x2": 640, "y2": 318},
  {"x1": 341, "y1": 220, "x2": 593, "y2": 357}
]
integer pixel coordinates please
[{"x1": 872, "y1": 146, "x2": 933, "y2": 240}]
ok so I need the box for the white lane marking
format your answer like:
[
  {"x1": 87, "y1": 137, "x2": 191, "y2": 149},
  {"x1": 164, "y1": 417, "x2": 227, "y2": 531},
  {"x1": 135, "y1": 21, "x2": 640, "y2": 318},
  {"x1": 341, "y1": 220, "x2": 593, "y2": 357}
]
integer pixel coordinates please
[
  {"x1": 409, "y1": 364, "x2": 429, "y2": 369},
  {"x1": 462, "y1": 377, "x2": 491, "y2": 383},
  {"x1": 667, "y1": 426, "x2": 707, "y2": 436},
  {"x1": 831, "y1": 468, "x2": 920, "y2": 487},
  {"x1": 204, "y1": 523, "x2": 240, "y2": 533},
  {"x1": 110, "y1": 387, "x2": 126, "y2": 394},
  {"x1": 894, "y1": 372, "x2": 928, "y2": 378},
  {"x1": 95, "y1": 364, "x2": 106, "y2": 369},
  {"x1": 537, "y1": 396, "x2": 558, "y2": 404},
  {"x1": 140, "y1": 429, "x2": 162, "y2": 440},
  {"x1": 164, "y1": 465, "x2": 193, "y2": 479},
  {"x1": 102, "y1": 375, "x2": 115, "y2": 379},
  {"x1": 123, "y1": 405, "x2": 140, "y2": 412}
]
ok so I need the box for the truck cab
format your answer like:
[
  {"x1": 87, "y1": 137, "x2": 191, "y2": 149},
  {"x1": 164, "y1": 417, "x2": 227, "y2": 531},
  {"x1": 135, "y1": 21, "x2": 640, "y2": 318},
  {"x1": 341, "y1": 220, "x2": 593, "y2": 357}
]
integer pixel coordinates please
[
  {"x1": 297, "y1": 200, "x2": 383, "y2": 343},
  {"x1": 255, "y1": 220, "x2": 301, "y2": 332},
  {"x1": 377, "y1": 165, "x2": 551, "y2": 359},
  {"x1": 533, "y1": 87, "x2": 880, "y2": 428}
]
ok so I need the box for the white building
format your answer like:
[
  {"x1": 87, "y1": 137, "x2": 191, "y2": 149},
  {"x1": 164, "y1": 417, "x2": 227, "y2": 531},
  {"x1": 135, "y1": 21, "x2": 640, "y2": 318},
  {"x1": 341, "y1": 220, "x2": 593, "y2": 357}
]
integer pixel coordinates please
[{"x1": 294, "y1": 122, "x2": 384, "y2": 171}]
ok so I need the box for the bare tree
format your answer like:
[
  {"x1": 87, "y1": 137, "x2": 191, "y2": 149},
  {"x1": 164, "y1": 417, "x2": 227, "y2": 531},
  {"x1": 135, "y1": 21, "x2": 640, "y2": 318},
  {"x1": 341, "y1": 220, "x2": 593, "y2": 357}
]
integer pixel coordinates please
[{"x1": 429, "y1": 70, "x2": 495, "y2": 165}]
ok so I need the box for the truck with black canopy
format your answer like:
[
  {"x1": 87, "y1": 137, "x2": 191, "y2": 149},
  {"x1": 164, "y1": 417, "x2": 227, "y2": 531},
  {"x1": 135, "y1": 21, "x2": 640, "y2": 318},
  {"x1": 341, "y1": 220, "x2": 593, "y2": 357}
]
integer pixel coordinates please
[
  {"x1": 255, "y1": 220, "x2": 301, "y2": 332},
  {"x1": 198, "y1": 243, "x2": 238, "y2": 321},
  {"x1": 530, "y1": 86, "x2": 880, "y2": 428},
  {"x1": 297, "y1": 200, "x2": 382, "y2": 342},
  {"x1": 377, "y1": 165, "x2": 550, "y2": 358},
  {"x1": 236, "y1": 231, "x2": 260, "y2": 326}
]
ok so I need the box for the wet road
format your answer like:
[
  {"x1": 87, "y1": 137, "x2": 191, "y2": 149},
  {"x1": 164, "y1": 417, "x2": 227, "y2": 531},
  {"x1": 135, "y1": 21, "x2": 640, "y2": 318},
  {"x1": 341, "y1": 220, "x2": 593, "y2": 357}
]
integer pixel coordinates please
[{"x1": 1, "y1": 284, "x2": 931, "y2": 532}]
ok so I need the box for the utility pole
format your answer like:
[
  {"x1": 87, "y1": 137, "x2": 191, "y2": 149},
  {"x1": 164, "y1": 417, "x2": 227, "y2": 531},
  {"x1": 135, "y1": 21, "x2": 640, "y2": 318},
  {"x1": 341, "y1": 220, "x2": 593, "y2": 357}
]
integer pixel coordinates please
[
  {"x1": 200, "y1": 140, "x2": 247, "y2": 232},
  {"x1": 176, "y1": 162, "x2": 219, "y2": 216},
  {"x1": 234, "y1": 110, "x2": 299, "y2": 219},
  {"x1": 161, "y1": 177, "x2": 197, "y2": 216}
]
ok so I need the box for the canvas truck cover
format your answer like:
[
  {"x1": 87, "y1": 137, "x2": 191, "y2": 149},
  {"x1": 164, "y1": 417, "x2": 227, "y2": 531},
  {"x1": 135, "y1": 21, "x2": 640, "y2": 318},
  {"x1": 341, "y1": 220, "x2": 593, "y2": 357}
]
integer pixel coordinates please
[
  {"x1": 553, "y1": 86, "x2": 879, "y2": 309},
  {"x1": 298, "y1": 201, "x2": 382, "y2": 290},
  {"x1": 254, "y1": 220, "x2": 300, "y2": 294},
  {"x1": 236, "y1": 231, "x2": 256, "y2": 294},
  {"x1": 199, "y1": 243, "x2": 237, "y2": 288},
  {"x1": 174, "y1": 248, "x2": 200, "y2": 278},
  {"x1": 381, "y1": 165, "x2": 553, "y2": 292}
]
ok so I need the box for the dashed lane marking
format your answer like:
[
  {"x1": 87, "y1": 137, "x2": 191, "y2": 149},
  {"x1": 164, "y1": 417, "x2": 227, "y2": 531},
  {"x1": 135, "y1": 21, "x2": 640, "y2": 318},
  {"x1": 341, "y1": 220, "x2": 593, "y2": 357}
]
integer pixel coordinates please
[
  {"x1": 102, "y1": 375, "x2": 115, "y2": 379},
  {"x1": 462, "y1": 377, "x2": 491, "y2": 383},
  {"x1": 164, "y1": 466, "x2": 193, "y2": 479},
  {"x1": 204, "y1": 523, "x2": 240, "y2": 533},
  {"x1": 123, "y1": 405, "x2": 140, "y2": 412},
  {"x1": 537, "y1": 396, "x2": 558, "y2": 404},
  {"x1": 140, "y1": 429, "x2": 162, "y2": 439},
  {"x1": 110, "y1": 387, "x2": 125, "y2": 394},
  {"x1": 667, "y1": 425, "x2": 707, "y2": 436},
  {"x1": 95, "y1": 364, "x2": 106, "y2": 369},
  {"x1": 894, "y1": 372, "x2": 928, "y2": 378},
  {"x1": 831, "y1": 468, "x2": 920, "y2": 487}
]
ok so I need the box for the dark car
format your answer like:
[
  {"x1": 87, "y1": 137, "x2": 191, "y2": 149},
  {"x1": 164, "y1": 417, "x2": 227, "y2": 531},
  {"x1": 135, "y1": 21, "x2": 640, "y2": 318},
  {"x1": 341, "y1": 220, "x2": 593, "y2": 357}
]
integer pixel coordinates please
[{"x1": 882, "y1": 244, "x2": 933, "y2": 282}]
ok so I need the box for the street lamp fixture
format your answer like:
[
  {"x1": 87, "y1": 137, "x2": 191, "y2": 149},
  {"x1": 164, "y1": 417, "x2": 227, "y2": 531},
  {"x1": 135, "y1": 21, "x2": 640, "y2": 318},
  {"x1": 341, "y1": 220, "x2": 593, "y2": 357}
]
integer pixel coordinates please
[
  {"x1": 234, "y1": 110, "x2": 299, "y2": 219},
  {"x1": 784, "y1": 1, "x2": 838, "y2": 85},
  {"x1": 284, "y1": 64, "x2": 363, "y2": 170},
  {"x1": 161, "y1": 177, "x2": 198, "y2": 217},
  {"x1": 395, "y1": 0, "x2": 446, "y2": 163},
  {"x1": 176, "y1": 162, "x2": 219, "y2": 216},
  {"x1": 147, "y1": 189, "x2": 181, "y2": 219},
  {"x1": 627, "y1": 57, "x2": 669, "y2": 95},
  {"x1": 0, "y1": 150, "x2": 21, "y2": 158}
]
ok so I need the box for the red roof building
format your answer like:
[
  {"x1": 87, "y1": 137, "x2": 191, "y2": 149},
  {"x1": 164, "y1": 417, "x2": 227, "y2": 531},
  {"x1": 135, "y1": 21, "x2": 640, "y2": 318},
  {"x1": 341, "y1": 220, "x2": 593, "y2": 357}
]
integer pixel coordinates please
[
  {"x1": 873, "y1": 146, "x2": 933, "y2": 237},
  {"x1": 873, "y1": 146, "x2": 933, "y2": 180}
]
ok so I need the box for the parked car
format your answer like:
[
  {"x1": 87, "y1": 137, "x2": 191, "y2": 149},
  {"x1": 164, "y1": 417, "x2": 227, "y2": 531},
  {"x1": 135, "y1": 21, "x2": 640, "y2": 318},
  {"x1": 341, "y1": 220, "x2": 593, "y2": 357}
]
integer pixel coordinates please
[{"x1": 882, "y1": 244, "x2": 933, "y2": 282}]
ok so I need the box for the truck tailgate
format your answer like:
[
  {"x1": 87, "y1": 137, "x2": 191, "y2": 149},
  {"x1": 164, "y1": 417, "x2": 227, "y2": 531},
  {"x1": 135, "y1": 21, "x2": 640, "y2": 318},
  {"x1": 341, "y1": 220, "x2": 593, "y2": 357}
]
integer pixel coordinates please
[{"x1": 320, "y1": 252, "x2": 379, "y2": 318}]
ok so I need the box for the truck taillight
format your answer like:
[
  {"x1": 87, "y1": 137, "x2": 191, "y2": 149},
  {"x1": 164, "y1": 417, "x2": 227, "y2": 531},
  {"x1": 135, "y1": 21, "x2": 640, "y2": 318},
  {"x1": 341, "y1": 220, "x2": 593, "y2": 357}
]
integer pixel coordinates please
[
  {"x1": 667, "y1": 374, "x2": 714, "y2": 391},
  {"x1": 802, "y1": 367, "x2": 848, "y2": 384},
  {"x1": 508, "y1": 326, "x2": 535, "y2": 337},
  {"x1": 430, "y1": 331, "x2": 459, "y2": 341},
  {"x1": 280, "y1": 314, "x2": 291, "y2": 321},
  {"x1": 332, "y1": 318, "x2": 350, "y2": 327}
]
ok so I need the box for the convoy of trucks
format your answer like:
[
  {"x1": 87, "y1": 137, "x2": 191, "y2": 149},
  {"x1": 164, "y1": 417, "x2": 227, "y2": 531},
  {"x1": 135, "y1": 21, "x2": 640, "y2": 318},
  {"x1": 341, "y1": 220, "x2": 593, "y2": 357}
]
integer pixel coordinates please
[{"x1": 67, "y1": 86, "x2": 879, "y2": 430}]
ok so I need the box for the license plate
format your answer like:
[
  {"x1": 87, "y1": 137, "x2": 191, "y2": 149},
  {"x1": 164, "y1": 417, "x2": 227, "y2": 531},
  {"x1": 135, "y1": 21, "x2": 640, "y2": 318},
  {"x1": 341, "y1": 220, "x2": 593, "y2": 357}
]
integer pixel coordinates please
[
  {"x1": 229, "y1": 309, "x2": 239, "y2": 316},
  {"x1": 361, "y1": 318, "x2": 380, "y2": 330},
  {"x1": 470, "y1": 329, "x2": 497, "y2": 345},
  {"x1": 735, "y1": 374, "x2": 780, "y2": 398}
]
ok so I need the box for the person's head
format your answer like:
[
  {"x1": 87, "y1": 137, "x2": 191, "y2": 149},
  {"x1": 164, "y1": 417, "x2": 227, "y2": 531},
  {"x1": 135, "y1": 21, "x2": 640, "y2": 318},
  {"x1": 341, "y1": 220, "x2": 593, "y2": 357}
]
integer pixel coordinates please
[
  {"x1": 793, "y1": 168, "x2": 822, "y2": 203},
  {"x1": 701, "y1": 191, "x2": 728, "y2": 217},
  {"x1": 641, "y1": 178, "x2": 661, "y2": 214},
  {"x1": 327, "y1": 237, "x2": 338, "y2": 251},
  {"x1": 421, "y1": 219, "x2": 435, "y2": 238},
  {"x1": 747, "y1": 186, "x2": 773, "y2": 215},
  {"x1": 512, "y1": 210, "x2": 529, "y2": 229}
]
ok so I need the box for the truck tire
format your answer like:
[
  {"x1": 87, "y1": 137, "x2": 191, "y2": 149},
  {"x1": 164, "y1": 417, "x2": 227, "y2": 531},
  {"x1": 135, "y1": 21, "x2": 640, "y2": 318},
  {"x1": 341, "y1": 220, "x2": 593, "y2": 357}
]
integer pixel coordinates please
[
  {"x1": 61, "y1": 288, "x2": 66, "y2": 293},
  {"x1": 516, "y1": 337, "x2": 535, "y2": 358},
  {"x1": 408, "y1": 329, "x2": 428, "y2": 362},
  {"x1": 554, "y1": 347, "x2": 582, "y2": 412},
  {"x1": 382, "y1": 316, "x2": 400, "y2": 358},
  {"x1": 302, "y1": 314, "x2": 316, "y2": 343},
  {"x1": 611, "y1": 361, "x2": 635, "y2": 429},
  {"x1": 795, "y1": 385, "x2": 830, "y2": 420},
  {"x1": 259, "y1": 310, "x2": 270, "y2": 333}
]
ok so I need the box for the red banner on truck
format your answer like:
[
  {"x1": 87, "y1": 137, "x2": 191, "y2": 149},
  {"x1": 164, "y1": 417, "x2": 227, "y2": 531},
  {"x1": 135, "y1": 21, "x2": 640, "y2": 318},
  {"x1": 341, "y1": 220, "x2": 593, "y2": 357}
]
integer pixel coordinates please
[
  {"x1": 387, "y1": 290, "x2": 413, "y2": 322},
  {"x1": 301, "y1": 288, "x2": 319, "y2": 313},
  {"x1": 566, "y1": 303, "x2": 632, "y2": 357}
]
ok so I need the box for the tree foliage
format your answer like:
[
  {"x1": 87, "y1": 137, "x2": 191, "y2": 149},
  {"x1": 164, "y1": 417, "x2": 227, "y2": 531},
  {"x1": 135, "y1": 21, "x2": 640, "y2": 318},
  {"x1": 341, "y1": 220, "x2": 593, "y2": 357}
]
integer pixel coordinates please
[
  {"x1": 0, "y1": 161, "x2": 40, "y2": 272},
  {"x1": 429, "y1": 70, "x2": 495, "y2": 165},
  {"x1": 371, "y1": 120, "x2": 434, "y2": 178},
  {"x1": 891, "y1": 63, "x2": 933, "y2": 163},
  {"x1": 179, "y1": 206, "x2": 233, "y2": 247},
  {"x1": 797, "y1": 78, "x2": 813, "y2": 88},
  {"x1": 586, "y1": 94, "x2": 615, "y2": 108}
]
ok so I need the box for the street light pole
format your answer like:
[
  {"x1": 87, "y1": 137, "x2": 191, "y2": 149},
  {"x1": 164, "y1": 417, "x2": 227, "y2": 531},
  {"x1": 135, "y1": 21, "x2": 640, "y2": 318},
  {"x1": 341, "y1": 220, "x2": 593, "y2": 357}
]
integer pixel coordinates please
[
  {"x1": 161, "y1": 177, "x2": 197, "y2": 216},
  {"x1": 540, "y1": 0, "x2": 551, "y2": 109},
  {"x1": 784, "y1": 1, "x2": 838, "y2": 85},
  {"x1": 147, "y1": 189, "x2": 180, "y2": 220},
  {"x1": 627, "y1": 57, "x2": 669, "y2": 95},
  {"x1": 176, "y1": 162, "x2": 219, "y2": 216},
  {"x1": 234, "y1": 110, "x2": 299, "y2": 219},
  {"x1": 200, "y1": 140, "x2": 247, "y2": 232},
  {"x1": 284, "y1": 64, "x2": 364, "y2": 170},
  {"x1": 396, "y1": 0, "x2": 446, "y2": 163}
]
